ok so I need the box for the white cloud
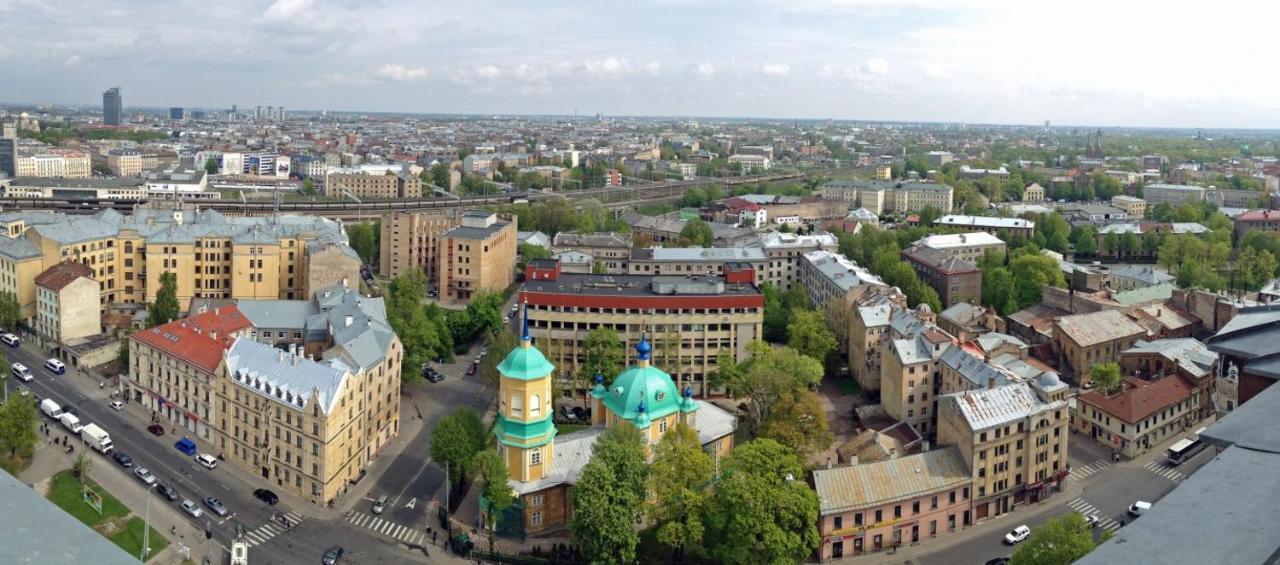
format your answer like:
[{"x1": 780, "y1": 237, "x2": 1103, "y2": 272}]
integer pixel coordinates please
[
  {"x1": 376, "y1": 63, "x2": 427, "y2": 82},
  {"x1": 584, "y1": 57, "x2": 631, "y2": 75},
  {"x1": 63, "y1": 54, "x2": 82, "y2": 67},
  {"x1": 644, "y1": 61, "x2": 661, "y2": 75},
  {"x1": 761, "y1": 62, "x2": 790, "y2": 76},
  {"x1": 263, "y1": 0, "x2": 313, "y2": 22},
  {"x1": 513, "y1": 63, "x2": 548, "y2": 83},
  {"x1": 695, "y1": 62, "x2": 715, "y2": 77},
  {"x1": 475, "y1": 64, "x2": 502, "y2": 78},
  {"x1": 863, "y1": 57, "x2": 889, "y2": 75}
]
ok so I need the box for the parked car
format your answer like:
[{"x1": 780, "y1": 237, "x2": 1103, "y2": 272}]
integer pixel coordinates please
[
  {"x1": 174, "y1": 437, "x2": 197, "y2": 456},
  {"x1": 11, "y1": 362, "x2": 32, "y2": 382},
  {"x1": 372, "y1": 495, "x2": 388, "y2": 514},
  {"x1": 254, "y1": 488, "x2": 279, "y2": 505},
  {"x1": 110, "y1": 400, "x2": 124, "y2": 411},
  {"x1": 425, "y1": 369, "x2": 445, "y2": 383},
  {"x1": 1, "y1": 333, "x2": 19, "y2": 347},
  {"x1": 558, "y1": 405, "x2": 578, "y2": 422},
  {"x1": 322, "y1": 546, "x2": 344, "y2": 565},
  {"x1": 571, "y1": 406, "x2": 589, "y2": 421},
  {"x1": 134, "y1": 467, "x2": 157, "y2": 486},
  {"x1": 1004, "y1": 525, "x2": 1031, "y2": 545},
  {"x1": 203, "y1": 496, "x2": 229, "y2": 517},
  {"x1": 1084, "y1": 514, "x2": 1100, "y2": 528},
  {"x1": 157, "y1": 483, "x2": 179, "y2": 502},
  {"x1": 195, "y1": 453, "x2": 218, "y2": 469},
  {"x1": 113, "y1": 452, "x2": 134, "y2": 468},
  {"x1": 466, "y1": 363, "x2": 477, "y2": 376},
  {"x1": 181, "y1": 499, "x2": 203, "y2": 518},
  {"x1": 1129, "y1": 501, "x2": 1151, "y2": 516},
  {"x1": 146, "y1": 424, "x2": 165, "y2": 436},
  {"x1": 984, "y1": 558, "x2": 1010, "y2": 565}
]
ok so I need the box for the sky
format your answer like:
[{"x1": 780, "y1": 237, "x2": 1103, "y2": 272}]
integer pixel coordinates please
[{"x1": 1, "y1": 0, "x2": 1277, "y2": 128}]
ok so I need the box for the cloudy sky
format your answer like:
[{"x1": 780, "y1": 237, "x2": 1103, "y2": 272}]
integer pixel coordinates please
[{"x1": 1, "y1": 0, "x2": 1276, "y2": 127}]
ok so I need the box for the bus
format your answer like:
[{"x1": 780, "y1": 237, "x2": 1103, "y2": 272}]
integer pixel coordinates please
[{"x1": 1165, "y1": 427, "x2": 1209, "y2": 466}]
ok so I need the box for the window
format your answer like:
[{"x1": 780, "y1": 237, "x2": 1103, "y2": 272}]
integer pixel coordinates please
[
  {"x1": 511, "y1": 393, "x2": 523, "y2": 417},
  {"x1": 531, "y1": 511, "x2": 543, "y2": 527},
  {"x1": 874, "y1": 509, "x2": 882, "y2": 523},
  {"x1": 912, "y1": 501, "x2": 920, "y2": 515},
  {"x1": 530, "y1": 394, "x2": 541, "y2": 416},
  {"x1": 833, "y1": 516, "x2": 843, "y2": 530},
  {"x1": 931, "y1": 495, "x2": 938, "y2": 510},
  {"x1": 531, "y1": 448, "x2": 541, "y2": 465},
  {"x1": 894, "y1": 505, "x2": 901, "y2": 519},
  {"x1": 530, "y1": 495, "x2": 543, "y2": 507}
]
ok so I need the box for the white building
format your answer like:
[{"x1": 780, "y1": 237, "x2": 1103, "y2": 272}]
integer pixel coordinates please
[
  {"x1": 798, "y1": 249, "x2": 884, "y2": 307},
  {"x1": 728, "y1": 154, "x2": 772, "y2": 171},
  {"x1": 914, "y1": 232, "x2": 1008, "y2": 263},
  {"x1": 754, "y1": 232, "x2": 839, "y2": 289}
]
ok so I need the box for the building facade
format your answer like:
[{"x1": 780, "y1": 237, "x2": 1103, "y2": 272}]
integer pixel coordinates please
[
  {"x1": 378, "y1": 209, "x2": 462, "y2": 280},
  {"x1": 755, "y1": 231, "x2": 839, "y2": 289},
  {"x1": 437, "y1": 211, "x2": 517, "y2": 304},
  {"x1": 1052, "y1": 310, "x2": 1147, "y2": 382},
  {"x1": 550, "y1": 232, "x2": 631, "y2": 274},
  {"x1": 902, "y1": 246, "x2": 982, "y2": 309},
  {"x1": 325, "y1": 169, "x2": 422, "y2": 199},
  {"x1": 34, "y1": 261, "x2": 100, "y2": 347}
]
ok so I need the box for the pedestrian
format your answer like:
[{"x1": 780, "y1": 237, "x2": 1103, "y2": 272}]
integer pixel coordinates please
[
  {"x1": 171, "y1": 526, "x2": 177, "y2": 535},
  {"x1": 432, "y1": 531, "x2": 437, "y2": 544}
]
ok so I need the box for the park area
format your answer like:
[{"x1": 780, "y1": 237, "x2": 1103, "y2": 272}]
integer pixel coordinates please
[{"x1": 45, "y1": 469, "x2": 169, "y2": 561}]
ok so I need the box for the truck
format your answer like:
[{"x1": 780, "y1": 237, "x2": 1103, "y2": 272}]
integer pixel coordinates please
[
  {"x1": 39, "y1": 399, "x2": 63, "y2": 419},
  {"x1": 59, "y1": 412, "x2": 82, "y2": 434},
  {"x1": 80, "y1": 423, "x2": 113, "y2": 454}
]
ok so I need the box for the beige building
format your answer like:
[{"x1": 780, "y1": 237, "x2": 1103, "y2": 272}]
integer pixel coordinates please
[
  {"x1": 848, "y1": 288, "x2": 908, "y2": 393},
  {"x1": 550, "y1": 232, "x2": 632, "y2": 274},
  {"x1": 107, "y1": 150, "x2": 144, "y2": 177},
  {"x1": 438, "y1": 211, "x2": 517, "y2": 304},
  {"x1": 911, "y1": 232, "x2": 1007, "y2": 264},
  {"x1": 1111, "y1": 195, "x2": 1146, "y2": 219},
  {"x1": 627, "y1": 247, "x2": 768, "y2": 285},
  {"x1": 882, "y1": 307, "x2": 954, "y2": 436},
  {"x1": 1022, "y1": 183, "x2": 1045, "y2": 202},
  {"x1": 1053, "y1": 310, "x2": 1146, "y2": 382},
  {"x1": 34, "y1": 261, "x2": 101, "y2": 346},
  {"x1": 937, "y1": 382, "x2": 1070, "y2": 522},
  {"x1": 821, "y1": 180, "x2": 953, "y2": 214},
  {"x1": 0, "y1": 207, "x2": 358, "y2": 321},
  {"x1": 1074, "y1": 375, "x2": 1199, "y2": 459},
  {"x1": 325, "y1": 169, "x2": 422, "y2": 199},
  {"x1": 17, "y1": 150, "x2": 92, "y2": 178},
  {"x1": 378, "y1": 209, "x2": 462, "y2": 280}
]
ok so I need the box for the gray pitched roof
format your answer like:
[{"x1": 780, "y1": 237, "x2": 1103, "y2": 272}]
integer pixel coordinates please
[
  {"x1": 225, "y1": 337, "x2": 350, "y2": 415},
  {"x1": 940, "y1": 345, "x2": 1012, "y2": 389}
]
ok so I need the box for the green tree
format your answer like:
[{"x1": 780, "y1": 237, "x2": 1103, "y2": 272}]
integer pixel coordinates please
[
  {"x1": 302, "y1": 178, "x2": 316, "y2": 196},
  {"x1": 580, "y1": 327, "x2": 624, "y2": 391},
  {"x1": 386, "y1": 272, "x2": 453, "y2": 378},
  {"x1": 1090, "y1": 362, "x2": 1122, "y2": 395},
  {"x1": 1119, "y1": 232, "x2": 1140, "y2": 260},
  {"x1": 516, "y1": 243, "x2": 550, "y2": 270},
  {"x1": 759, "y1": 389, "x2": 833, "y2": 460},
  {"x1": 570, "y1": 459, "x2": 640, "y2": 564},
  {"x1": 430, "y1": 163, "x2": 451, "y2": 188},
  {"x1": 592, "y1": 424, "x2": 648, "y2": 502},
  {"x1": 1010, "y1": 252, "x2": 1065, "y2": 309},
  {"x1": 722, "y1": 341, "x2": 823, "y2": 434},
  {"x1": 0, "y1": 291, "x2": 20, "y2": 332},
  {"x1": 147, "y1": 272, "x2": 180, "y2": 327},
  {"x1": 203, "y1": 157, "x2": 218, "y2": 175},
  {"x1": 678, "y1": 218, "x2": 714, "y2": 247},
  {"x1": 1074, "y1": 230, "x2": 1098, "y2": 256},
  {"x1": 0, "y1": 393, "x2": 37, "y2": 463},
  {"x1": 1011, "y1": 513, "x2": 1110, "y2": 565},
  {"x1": 917, "y1": 205, "x2": 943, "y2": 226},
  {"x1": 787, "y1": 310, "x2": 837, "y2": 363},
  {"x1": 347, "y1": 222, "x2": 377, "y2": 264},
  {"x1": 983, "y1": 267, "x2": 1017, "y2": 315},
  {"x1": 704, "y1": 439, "x2": 819, "y2": 565},
  {"x1": 649, "y1": 423, "x2": 713, "y2": 561},
  {"x1": 429, "y1": 407, "x2": 487, "y2": 485},
  {"x1": 477, "y1": 327, "x2": 518, "y2": 385},
  {"x1": 474, "y1": 449, "x2": 514, "y2": 553},
  {"x1": 1045, "y1": 230, "x2": 1070, "y2": 254},
  {"x1": 116, "y1": 336, "x2": 130, "y2": 370}
]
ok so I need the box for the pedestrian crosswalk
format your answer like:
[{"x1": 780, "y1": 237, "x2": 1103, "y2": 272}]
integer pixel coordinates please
[
  {"x1": 1142, "y1": 460, "x2": 1186, "y2": 482},
  {"x1": 1066, "y1": 498, "x2": 1121, "y2": 534},
  {"x1": 242, "y1": 511, "x2": 304, "y2": 547},
  {"x1": 345, "y1": 511, "x2": 426, "y2": 546},
  {"x1": 1067, "y1": 460, "x2": 1111, "y2": 483}
]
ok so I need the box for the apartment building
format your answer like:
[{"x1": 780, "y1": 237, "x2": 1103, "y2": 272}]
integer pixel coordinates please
[
  {"x1": 1111, "y1": 195, "x2": 1147, "y2": 219},
  {"x1": 912, "y1": 232, "x2": 1007, "y2": 264},
  {"x1": 325, "y1": 168, "x2": 422, "y2": 199},
  {"x1": 1053, "y1": 309, "x2": 1147, "y2": 382},
  {"x1": 378, "y1": 209, "x2": 462, "y2": 280},
  {"x1": 520, "y1": 261, "x2": 763, "y2": 396},
  {"x1": 728, "y1": 153, "x2": 771, "y2": 171},
  {"x1": 438, "y1": 211, "x2": 517, "y2": 304},
  {"x1": 848, "y1": 286, "x2": 908, "y2": 393},
  {"x1": 16, "y1": 149, "x2": 92, "y2": 178},
  {"x1": 34, "y1": 260, "x2": 100, "y2": 348},
  {"x1": 1074, "y1": 375, "x2": 1200, "y2": 459},
  {"x1": 936, "y1": 382, "x2": 1070, "y2": 522},
  {"x1": 934, "y1": 215, "x2": 1034, "y2": 239},
  {"x1": 1022, "y1": 183, "x2": 1045, "y2": 202},
  {"x1": 754, "y1": 231, "x2": 839, "y2": 289},
  {"x1": 107, "y1": 150, "x2": 144, "y2": 177},
  {"x1": 799, "y1": 249, "x2": 885, "y2": 308},
  {"x1": 813, "y1": 448, "x2": 972, "y2": 559},
  {"x1": 882, "y1": 308, "x2": 954, "y2": 436},
  {"x1": 550, "y1": 232, "x2": 631, "y2": 274},
  {"x1": 1142, "y1": 183, "x2": 1206, "y2": 207},
  {"x1": 0, "y1": 207, "x2": 358, "y2": 320},
  {"x1": 902, "y1": 246, "x2": 982, "y2": 309},
  {"x1": 1119, "y1": 338, "x2": 1219, "y2": 422},
  {"x1": 821, "y1": 180, "x2": 954, "y2": 215},
  {"x1": 627, "y1": 247, "x2": 768, "y2": 285}
]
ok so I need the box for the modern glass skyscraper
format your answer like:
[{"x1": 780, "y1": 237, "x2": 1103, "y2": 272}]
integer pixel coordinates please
[{"x1": 102, "y1": 87, "x2": 122, "y2": 126}]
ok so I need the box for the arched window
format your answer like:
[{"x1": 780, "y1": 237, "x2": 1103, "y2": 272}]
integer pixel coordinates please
[
  {"x1": 530, "y1": 394, "x2": 541, "y2": 416},
  {"x1": 511, "y1": 393, "x2": 523, "y2": 417}
]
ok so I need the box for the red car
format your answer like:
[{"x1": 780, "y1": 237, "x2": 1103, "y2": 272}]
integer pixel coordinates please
[
  {"x1": 466, "y1": 363, "x2": 478, "y2": 376},
  {"x1": 147, "y1": 424, "x2": 165, "y2": 436}
]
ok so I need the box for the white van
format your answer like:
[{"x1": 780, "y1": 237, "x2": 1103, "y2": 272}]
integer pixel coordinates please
[
  {"x1": 1128, "y1": 501, "x2": 1152, "y2": 516},
  {"x1": 59, "y1": 413, "x2": 82, "y2": 434},
  {"x1": 1, "y1": 333, "x2": 19, "y2": 347},
  {"x1": 43, "y1": 358, "x2": 66, "y2": 375},
  {"x1": 39, "y1": 398, "x2": 63, "y2": 419},
  {"x1": 11, "y1": 363, "x2": 32, "y2": 382}
]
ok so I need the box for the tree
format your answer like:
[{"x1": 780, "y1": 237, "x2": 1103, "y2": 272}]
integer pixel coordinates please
[
  {"x1": 1010, "y1": 252, "x2": 1065, "y2": 309},
  {"x1": 429, "y1": 407, "x2": 486, "y2": 485},
  {"x1": 982, "y1": 267, "x2": 1018, "y2": 315},
  {"x1": 1090, "y1": 362, "x2": 1122, "y2": 395},
  {"x1": 678, "y1": 218, "x2": 714, "y2": 247},
  {"x1": 430, "y1": 163, "x2": 451, "y2": 188},
  {"x1": 570, "y1": 459, "x2": 640, "y2": 564},
  {"x1": 386, "y1": 272, "x2": 453, "y2": 378},
  {"x1": 787, "y1": 310, "x2": 837, "y2": 363},
  {"x1": 1119, "y1": 232, "x2": 1140, "y2": 259},
  {"x1": 516, "y1": 243, "x2": 550, "y2": 270},
  {"x1": 72, "y1": 450, "x2": 93, "y2": 483},
  {"x1": 347, "y1": 222, "x2": 377, "y2": 264},
  {"x1": 203, "y1": 157, "x2": 218, "y2": 175},
  {"x1": 760, "y1": 389, "x2": 833, "y2": 460},
  {"x1": 478, "y1": 327, "x2": 518, "y2": 384},
  {"x1": 0, "y1": 291, "x2": 19, "y2": 331},
  {"x1": 579, "y1": 327, "x2": 624, "y2": 393},
  {"x1": 649, "y1": 423, "x2": 713, "y2": 561},
  {"x1": 1011, "y1": 513, "x2": 1109, "y2": 565},
  {"x1": 116, "y1": 336, "x2": 130, "y2": 370},
  {"x1": 721, "y1": 341, "x2": 823, "y2": 434},
  {"x1": 1045, "y1": 230, "x2": 1070, "y2": 254},
  {"x1": 0, "y1": 394, "x2": 37, "y2": 463},
  {"x1": 917, "y1": 205, "x2": 943, "y2": 226},
  {"x1": 703, "y1": 439, "x2": 819, "y2": 565},
  {"x1": 474, "y1": 449, "x2": 514, "y2": 553},
  {"x1": 147, "y1": 272, "x2": 180, "y2": 327},
  {"x1": 592, "y1": 424, "x2": 648, "y2": 502}
]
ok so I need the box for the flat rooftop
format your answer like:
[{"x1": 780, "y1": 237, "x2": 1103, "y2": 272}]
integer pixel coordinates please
[{"x1": 523, "y1": 272, "x2": 760, "y2": 298}]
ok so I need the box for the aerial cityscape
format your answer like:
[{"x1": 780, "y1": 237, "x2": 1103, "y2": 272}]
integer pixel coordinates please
[{"x1": 2, "y1": 2, "x2": 1280, "y2": 565}]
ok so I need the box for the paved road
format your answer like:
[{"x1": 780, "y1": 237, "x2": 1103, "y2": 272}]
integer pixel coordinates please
[{"x1": 916, "y1": 440, "x2": 1216, "y2": 565}]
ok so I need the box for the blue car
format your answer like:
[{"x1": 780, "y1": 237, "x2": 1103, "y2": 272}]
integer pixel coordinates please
[{"x1": 174, "y1": 437, "x2": 197, "y2": 456}]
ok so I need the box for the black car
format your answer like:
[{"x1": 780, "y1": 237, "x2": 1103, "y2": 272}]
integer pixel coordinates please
[
  {"x1": 112, "y1": 452, "x2": 133, "y2": 468},
  {"x1": 157, "y1": 483, "x2": 179, "y2": 502},
  {"x1": 985, "y1": 559, "x2": 1010, "y2": 565},
  {"x1": 425, "y1": 370, "x2": 445, "y2": 383},
  {"x1": 322, "y1": 546, "x2": 344, "y2": 565},
  {"x1": 465, "y1": 362, "x2": 477, "y2": 376},
  {"x1": 254, "y1": 488, "x2": 279, "y2": 505}
]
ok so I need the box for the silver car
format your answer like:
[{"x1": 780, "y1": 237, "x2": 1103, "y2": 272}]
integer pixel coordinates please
[
  {"x1": 181, "y1": 499, "x2": 203, "y2": 518},
  {"x1": 133, "y1": 467, "x2": 156, "y2": 486},
  {"x1": 203, "y1": 496, "x2": 229, "y2": 517}
]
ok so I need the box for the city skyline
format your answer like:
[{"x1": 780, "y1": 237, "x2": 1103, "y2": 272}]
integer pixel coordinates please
[{"x1": 3, "y1": 0, "x2": 1280, "y2": 129}]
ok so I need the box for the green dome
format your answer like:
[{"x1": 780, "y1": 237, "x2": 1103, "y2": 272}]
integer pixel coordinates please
[
  {"x1": 497, "y1": 343, "x2": 555, "y2": 381},
  {"x1": 604, "y1": 364, "x2": 681, "y2": 422}
]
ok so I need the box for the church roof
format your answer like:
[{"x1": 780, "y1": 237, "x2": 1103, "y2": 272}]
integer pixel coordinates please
[
  {"x1": 497, "y1": 305, "x2": 556, "y2": 381},
  {"x1": 602, "y1": 336, "x2": 682, "y2": 425}
]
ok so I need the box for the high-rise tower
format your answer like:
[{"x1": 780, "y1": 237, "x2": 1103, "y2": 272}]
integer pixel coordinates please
[{"x1": 102, "y1": 87, "x2": 122, "y2": 126}]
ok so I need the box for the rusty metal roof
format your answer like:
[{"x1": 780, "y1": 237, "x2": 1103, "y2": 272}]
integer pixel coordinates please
[{"x1": 812, "y1": 447, "x2": 971, "y2": 515}]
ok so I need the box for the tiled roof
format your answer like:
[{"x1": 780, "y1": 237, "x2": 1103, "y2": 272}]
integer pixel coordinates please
[
  {"x1": 34, "y1": 261, "x2": 94, "y2": 291},
  {"x1": 813, "y1": 447, "x2": 971, "y2": 515},
  {"x1": 132, "y1": 306, "x2": 252, "y2": 373},
  {"x1": 1077, "y1": 375, "x2": 1196, "y2": 424}
]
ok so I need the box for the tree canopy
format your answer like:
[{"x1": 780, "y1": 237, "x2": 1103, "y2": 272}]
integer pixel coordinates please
[
  {"x1": 760, "y1": 389, "x2": 833, "y2": 460},
  {"x1": 1090, "y1": 362, "x2": 1122, "y2": 395},
  {"x1": 386, "y1": 272, "x2": 453, "y2": 380},
  {"x1": 570, "y1": 459, "x2": 641, "y2": 564},
  {"x1": 649, "y1": 423, "x2": 714, "y2": 560},
  {"x1": 1011, "y1": 513, "x2": 1110, "y2": 565},
  {"x1": 474, "y1": 448, "x2": 515, "y2": 553},
  {"x1": 580, "y1": 327, "x2": 624, "y2": 388},
  {"x1": 703, "y1": 439, "x2": 820, "y2": 565},
  {"x1": 787, "y1": 309, "x2": 837, "y2": 363},
  {"x1": 0, "y1": 394, "x2": 37, "y2": 469},
  {"x1": 718, "y1": 341, "x2": 823, "y2": 435},
  {"x1": 429, "y1": 407, "x2": 487, "y2": 485},
  {"x1": 678, "y1": 218, "x2": 714, "y2": 247},
  {"x1": 147, "y1": 272, "x2": 180, "y2": 327},
  {"x1": 347, "y1": 222, "x2": 377, "y2": 264}
]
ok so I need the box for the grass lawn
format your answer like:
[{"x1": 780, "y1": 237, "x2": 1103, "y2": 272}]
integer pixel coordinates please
[
  {"x1": 837, "y1": 379, "x2": 862, "y2": 396},
  {"x1": 46, "y1": 470, "x2": 169, "y2": 561},
  {"x1": 556, "y1": 423, "x2": 589, "y2": 435}
]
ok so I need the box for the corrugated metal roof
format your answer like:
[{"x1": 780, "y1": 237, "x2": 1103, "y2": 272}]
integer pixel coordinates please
[
  {"x1": 943, "y1": 382, "x2": 1065, "y2": 431},
  {"x1": 813, "y1": 447, "x2": 971, "y2": 514}
]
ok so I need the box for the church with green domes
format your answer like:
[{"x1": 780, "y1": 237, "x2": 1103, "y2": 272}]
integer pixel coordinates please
[{"x1": 494, "y1": 307, "x2": 738, "y2": 535}]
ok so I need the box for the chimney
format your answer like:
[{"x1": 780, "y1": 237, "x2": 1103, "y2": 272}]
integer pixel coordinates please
[
  {"x1": 987, "y1": 377, "x2": 997, "y2": 390},
  {"x1": 209, "y1": 330, "x2": 217, "y2": 341},
  {"x1": 277, "y1": 349, "x2": 285, "y2": 362}
]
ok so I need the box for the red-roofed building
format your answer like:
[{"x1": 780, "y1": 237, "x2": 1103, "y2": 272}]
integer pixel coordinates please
[
  {"x1": 1073, "y1": 374, "x2": 1200, "y2": 459},
  {"x1": 1233, "y1": 209, "x2": 1280, "y2": 240},
  {"x1": 125, "y1": 306, "x2": 252, "y2": 439}
]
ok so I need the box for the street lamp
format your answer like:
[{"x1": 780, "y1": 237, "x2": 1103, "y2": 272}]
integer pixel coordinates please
[{"x1": 140, "y1": 482, "x2": 157, "y2": 562}]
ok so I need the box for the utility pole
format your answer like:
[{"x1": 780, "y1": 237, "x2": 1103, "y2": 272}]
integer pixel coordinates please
[{"x1": 140, "y1": 483, "x2": 156, "y2": 561}]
